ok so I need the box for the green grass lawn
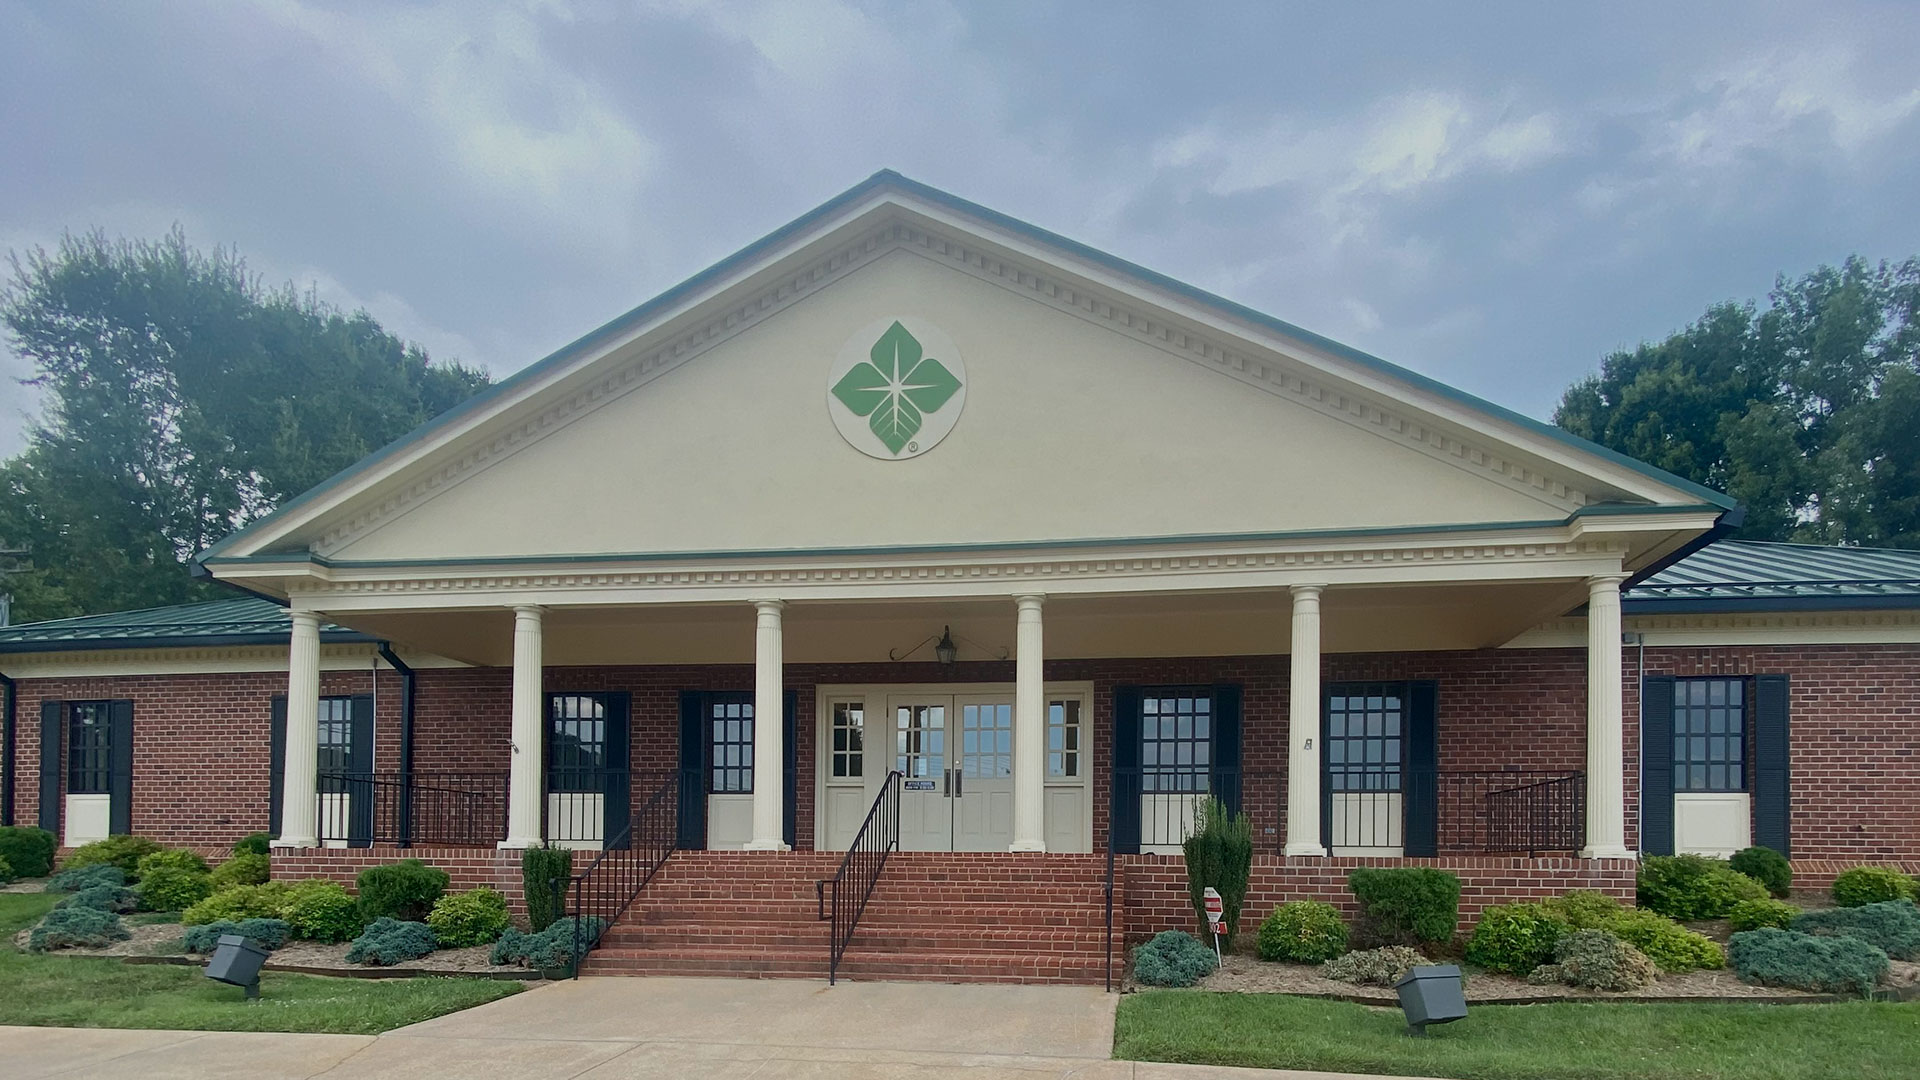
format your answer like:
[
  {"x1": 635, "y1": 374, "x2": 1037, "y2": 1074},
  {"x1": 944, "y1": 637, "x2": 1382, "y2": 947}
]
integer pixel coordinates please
[
  {"x1": 1116, "y1": 990, "x2": 1920, "y2": 1080},
  {"x1": 0, "y1": 891, "x2": 522, "y2": 1034}
]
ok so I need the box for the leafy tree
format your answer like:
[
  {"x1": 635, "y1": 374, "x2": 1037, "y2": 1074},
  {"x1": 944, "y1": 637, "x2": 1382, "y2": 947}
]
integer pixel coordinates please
[
  {"x1": 1, "y1": 228, "x2": 489, "y2": 621},
  {"x1": 1556, "y1": 255, "x2": 1920, "y2": 547}
]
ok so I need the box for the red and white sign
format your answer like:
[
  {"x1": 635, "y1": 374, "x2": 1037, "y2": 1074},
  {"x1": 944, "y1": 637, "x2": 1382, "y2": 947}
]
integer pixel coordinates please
[{"x1": 1203, "y1": 887, "x2": 1224, "y2": 935}]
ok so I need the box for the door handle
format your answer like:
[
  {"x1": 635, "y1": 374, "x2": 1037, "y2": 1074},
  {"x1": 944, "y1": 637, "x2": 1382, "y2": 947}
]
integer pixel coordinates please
[
  {"x1": 953, "y1": 768, "x2": 963, "y2": 798},
  {"x1": 943, "y1": 768, "x2": 951, "y2": 798}
]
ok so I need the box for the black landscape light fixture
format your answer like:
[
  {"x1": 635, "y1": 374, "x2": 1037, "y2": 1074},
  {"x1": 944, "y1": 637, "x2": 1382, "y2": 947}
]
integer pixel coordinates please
[
  {"x1": 1394, "y1": 964, "x2": 1467, "y2": 1036},
  {"x1": 205, "y1": 934, "x2": 268, "y2": 1001}
]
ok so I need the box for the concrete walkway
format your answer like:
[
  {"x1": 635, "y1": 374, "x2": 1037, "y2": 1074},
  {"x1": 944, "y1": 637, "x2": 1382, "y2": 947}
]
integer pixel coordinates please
[{"x1": 3, "y1": 976, "x2": 1439, "y2": 1079}]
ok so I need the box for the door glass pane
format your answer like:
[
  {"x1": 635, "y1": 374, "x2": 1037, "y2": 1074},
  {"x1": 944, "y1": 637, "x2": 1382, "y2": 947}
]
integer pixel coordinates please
[
  {"x1": 317, "y1": 697, "x2": 357, "y2": 794},
  {"x1": 831, "y1": 702, "x2": 864, "y2": 779},
  {"x1": 66, "y1": 702, "x2": 112, "y2": 795},
  {"x1": 960, "y1": 703, "x2": 1012, "y2": 779},
  {"x1": 1047, "y1": 699, "x2": 1081, "y2": 778},
  {"x1": 895, "y1": 704, "x2": 946, "y2": 779}
]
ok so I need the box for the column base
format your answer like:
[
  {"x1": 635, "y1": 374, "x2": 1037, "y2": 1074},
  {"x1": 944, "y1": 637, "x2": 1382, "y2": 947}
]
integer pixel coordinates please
[
  {"x1": 1008, "y1": 839, "x2": 1047, "y2": 853},
  {"x1": 743, "y1": 839, "x2": 792, "y2": 852},
  {"x1": 270, "y1": 837, "x2": 318, "y2": 850},
  {"x1": 1579, "y1": 844, "x2": 1637, "y2": 860},
  {"x1": 1283, "y1": 842, "x2": 1328, "y2": 857},
  {"x1": 498, "y1": 837, "x2": 543, "y2": 850}
]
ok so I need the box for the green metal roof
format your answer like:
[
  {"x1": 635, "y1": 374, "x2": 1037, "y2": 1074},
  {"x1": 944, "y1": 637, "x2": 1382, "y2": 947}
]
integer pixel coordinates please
[
  {"x1": 0, "y1": 597, "x2": 370, "y2": 654},
  {"x1": 1627, "y1": 540, "x2": 1920, "y2": 613}
]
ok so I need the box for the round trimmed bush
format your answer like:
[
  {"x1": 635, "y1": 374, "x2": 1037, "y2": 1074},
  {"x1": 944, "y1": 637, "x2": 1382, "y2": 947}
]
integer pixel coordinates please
[
  {"x1": 1728, "y1": 898, "x2": 1798, "y2": 932},
  {"x1": 1729, "y1": 846, "x2": 1793, "y2": 899},
  {"x1": 346, "y1": 917, "x2": 438, "y2": 966},
  {"x1": 1256, "y1": 901, "x2": 1348, "y2": 963},
  {"x1": 27, "y1": 905, "x2": 130, "y2": 951},
  {"x1": 1528, "y1": 929, "x2": 1657, "y2": 991},
  {"x1": 60, "y1": 835, "x2": 163, "y2": 880},
  {"x1": 1347, "y1": 867, "x2": 1460, "y2": 947},
  {"x1": 57, "y1": 883, "x2": 138, "y2": 914},
  {"x1": 1791, "y1": 900, "x2": 1920, "y2": 960},
  {"x1": 209, "y1": 852, "x2": 271, "y2": 891},
  {"x1": 1831, "y1": 867, "x2": 1917, "y2": 908},
  {"x1": 134, "y1": 850, "x2": 212, "y2": 912},
  {"x1": 1542, "y1": 890, "x2": 1625, "y2": 928},
  {"x1": 282, "y1": 880, "x2": 364, "y2": 943},
  {"x1": 181, "y1": 881, "x2": 292, "y2": 926},
  {"x1": 1730, "y1": 928, "x2": 1888, "y2": 995},
  {"x1": 46, "y1": 863, "x2": 126, "y2": 893},
  {"x1": 1320, "y1": 945, "x2": 1426, "y2": 987},
  {"x1": 0, "y1": 825, "x2": 58, "y2": 879},
  {"x1": 1600, "y1": 907, "x2": 1724, "y2": 972},
  {"x1": 356, "y1": 859, "x2": 449, "y2": 923},
  {"x1": 1637, "y1": 855, "x2": 1767, "y2": 920},
  {"x1": 1464, "y1": 902, "x2": 1570, "y2": 975},
  {"x1": 183, "y1": 918, "x2": 290, "y2": 954},
  {"x1": 233, "y1": 833, "x2": 272, "y2": 857},
  {"x1": 428, "y1": 887, "x2": 511, "y2": 947},
  {"x1": 1131, "y1": 930, "x2": 1217, "y2": 987}
]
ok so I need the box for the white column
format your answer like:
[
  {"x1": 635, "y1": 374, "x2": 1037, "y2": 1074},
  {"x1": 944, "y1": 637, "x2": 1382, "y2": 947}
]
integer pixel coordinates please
[
  {"x1": 745, "y1": 599, "x2": 788, "y2": 851},
  {"x1": 1285, "y1": 585, "x2": 1327, "y2": 857},
  {"x1": 1582, "y1": 574, "x2": 1633, "y2": 859},
  {"x1": 500, "y1": 605, "x2": 545, "y2": 849},
  {"x1": 1011, "y1": 594, "x2": 1047, "y2": 852},
  {"x1": 273, "y1": 610, "x2": 322, "y2": 849}
]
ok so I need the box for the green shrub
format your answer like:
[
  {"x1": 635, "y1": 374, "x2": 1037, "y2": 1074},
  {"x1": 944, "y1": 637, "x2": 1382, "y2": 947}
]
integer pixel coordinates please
[
  {"x1": 57, "y1": 883, "x2": 138, "y2": 914},
  {"x1": 521, "y1": 846, "x2": 573, "y2": 933},
  {"x1": 1729, "y1": 846, "x2": 1793, "y2": 899},
  {"x1": 490, "y1": 916, "x2": 608, "y2": 971},
  {"x1": 1464, "y1": 903, "x2": 1569, "y2": 975},
  {"x1": 1347, "y1": 867, "x2": 1460, "y2": 946},
  {"x1": 182, "y1": 918, "x2": 290, "y2": 953},
  {"x1": 1728, "y1": 898, "x2": 1799, "y2": 932},
  {"x1": 356, "y1": 859, "x2": 449, "y2": 923},
  {"x1": 27, "y1": 905, "x2": 130, "y2": 950},
  {"x1": 60, "y1": 835, "x2": 163, "y2": 880},
  {"x1": 0, "y1": 825, "x2": 57, "y2": 878},
  {"x1": 1729, "y1": 928, "x2": 1889, "y2": 996},
  {"x1": 1320, "y1": 945, "x2": 1426, "y2": 987},
  {"x1": 133, "y1": 850, "x2": 212, "y2": 912},
  {"x1": 1600, "y1": 907, "x2": 1724, "y2": 972},
  {"x1": 1183, "y1": 798, "x2": 1254, "y2": 948},
  {"x1": 428, "y1": 887, "x2": 511, "y2": 947},
  {"x1": 233, "y1": 832, "x2": 272, "y2": 856},
  {"x1": 46, "y1": 864, "x2": 127, "y2": 893},
  {"x1": 1527, "y1": 929, "x2": 1658, "y2": 991},
  {"x1": 181, "y1": 881, "x2": 291, "y2": 925},
  {"x1": 0, "y1": 853, "x2": 12, "y2": 884},
  {"x1": 1255, "y1": 901, "x2": 1348, "y2": 963},
  {"x1": 1541, "y1": 890, "x2": 1625, "y2": 928},
  {"x1": 1637, "y1": 855, "x2": 1767, "y2": 919},
  {"x1": 1831, "y1": 867, "x2": 1918, "y2": 908},
  {"x1": 209, "y1": 852, "x2": 271, "y2": 891},
  {"x1": 282, "y1": 880, "x2": 363, "y2": 943},
  {"x1": 1791, "y1": 900, "x2": 1920, "y2": 960},
  {"x1": 346, "y1": 917, "x2": 438, "y2": 966},
  {"x1": 1130, "y1": 930, "x2": 1218, "y2": 988}
]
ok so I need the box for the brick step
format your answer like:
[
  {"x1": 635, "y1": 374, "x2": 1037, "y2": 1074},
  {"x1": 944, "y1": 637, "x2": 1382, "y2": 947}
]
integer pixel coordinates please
[
  {"x1": 601, "y1": 924, "x2": 1115, "y2": 951},
  {"x1": 583, "y1": 946, "x2": 1107, "y2": 985}
]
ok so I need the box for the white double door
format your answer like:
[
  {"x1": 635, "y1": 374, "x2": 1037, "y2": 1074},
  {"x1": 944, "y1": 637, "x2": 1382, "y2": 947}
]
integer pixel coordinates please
[{"x1": 892, "y1": 693, "x2": 1016, "y2": 852}]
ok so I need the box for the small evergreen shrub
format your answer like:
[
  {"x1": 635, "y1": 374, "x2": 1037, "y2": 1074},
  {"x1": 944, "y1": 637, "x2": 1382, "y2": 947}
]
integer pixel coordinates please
[
  {"x1": 233, "y1": 832, "x2": 272, "y2": 856},
  {"x1": 1728, "y1": 898, "x2": 1799, "y2": 932},
  {"x1": 1831, "y1": 867, "x2": 1917, "y2": 908},
  {"x1": 46, "y1": 864, "x2": 127, "y2": 893},
  {"x1": 1256, "y1": 901, "x2": 1348, "y2": 963},
  {"x1": 345, "y1": 917, "x2": 438, "y2": 966},
  {"x1": 1347, "y1": 867, "x2": 1460, "y2": 946},
  {"x1": 490, "y1": 916, "x2": 608, "y2": 971},
  {"x1": 1130, "y1": 930, "x2": 1218, "y2": 988},
  {"x1": 209, "y1": 852, "x2": 271, "y2": 891},
  {"x1": 428, "y1": 887, "x2": 511, "y2": 947},
  {"x1": 1320, "y1": 945, "x2": 1426, "y2": 987},
  {"x1": 60, "y1": 835, "x2": 163, "y2": 880},
  {"x1": 57, "y1": 883, "x2": 139, "y2": 914},
  {"x1": 0, "y1": 853, "x2": 13, "y2": 884},
  {"x1": 520, "y1": 846, "x2": 573, "y2": 933},
  {"x1": 1183, "y1": 798, "x2": 1254, "y2": 948},
  {"x1": 1729, "y1": 928, "x2": 1889, "y2": 995},
  {"x1": 133, "y1": 850, "x2": 212, "y2": 912},
  {"x1": 1600, "y1": 907, "x2": 1725, "y2": 972},
  {"x1": 1729, "y1": 846, "x2": 1793, "y2": 899},
  {"x1": 1464, "y1": 903, "x2": 1569, "y2": 975},
  {"x1": 27, "y1": 905, "x2": 130, "y2": 950},
  {"x1": 0, "y1": 825, "x2": 57, "y2": 878},
  {"x1": 1791, "y1": 900, "x2": 1920, "y2": 960},
  {"x1": 1637, "y1": 855, "x2": 1767, "y2": 920},
  {"x1": 1527, "y1": 929, "x2": 1657, "y2": 991},
  {"x1": 282, "y1": 880, "x2": 363, "y2": 943},
  {"x1": 181, "y1": 881, "x2": 292, "y2": 925},
  {"x1": 183, "y1": 918, "x2": 290, "y2": 953},
  {"x1": 356, "y1": 859, "x2": 449, "y2": 923}
]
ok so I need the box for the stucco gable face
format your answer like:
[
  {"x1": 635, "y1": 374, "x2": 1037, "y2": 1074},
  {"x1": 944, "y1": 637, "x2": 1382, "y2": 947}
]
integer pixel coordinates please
[{"x1": 326, "y1": 248, "x2": 1585, "y2": 562}]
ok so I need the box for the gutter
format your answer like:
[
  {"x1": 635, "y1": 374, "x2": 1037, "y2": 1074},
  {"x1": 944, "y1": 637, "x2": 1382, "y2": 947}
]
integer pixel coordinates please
[
  {"x1": 0, "y1": 669, "x2": 13, "y2": 827},
  {"x1": 377, "y1": 642, "x2": 417, "y2": 848},
  {"x1": 1624, "y1": 505, "x2": 1746, "y2": 590}
]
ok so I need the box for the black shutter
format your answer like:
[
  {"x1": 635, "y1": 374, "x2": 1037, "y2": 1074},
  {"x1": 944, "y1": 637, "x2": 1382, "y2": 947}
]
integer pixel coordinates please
[
  {"x1": 783, "y1": 689, "x2": 799, "y2": 850},
  {"x1": 107, "y1": 700, "x2": 134, "y2": 836},
  {"x1": 1640, "y1": 676, "x2": 1676, "y2": 856},
  {"x1": 1403, "y1": 681, "x2": 1439, "y2": 857},
  {"x1": 268, "y1": 696, "x2": 287, "y2": 837},
  {"x1": 603, "y1": 692, "x2": 632, "y2": 850},
  {"x1": 1211, "y1": 684, "x2": 1243, "y2": 816},
  {"x1": 1111, "y1": 685, "x2": 1142, "y2": 855},
  {"x1": 1753, "y1": 674, "x2": 1791, "y2": 857},
  {"x1": 38, "y1": 699, "x2": 62, "y2": 832},
  {"x1": 676, "y1": 691, "x2": 706, "y2": 850},
  {"x1": 346, "y1": 695, "x2": 375, "y2": 847}
]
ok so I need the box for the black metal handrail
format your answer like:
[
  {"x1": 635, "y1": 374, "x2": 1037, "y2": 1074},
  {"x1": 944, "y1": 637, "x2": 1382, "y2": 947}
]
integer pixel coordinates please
[
  {"x1": 315, "y1": 770, "x2": 508, "y2": 846},
  {"x1": 816, "y1": 770, "x2": 901, "y2": 985},
  {"x1": 1485, "y1": 772, "x2": 1586, "y2": 855},
  {"x1": 567, "y1": 770, "x2": 680, "y2": 977}
]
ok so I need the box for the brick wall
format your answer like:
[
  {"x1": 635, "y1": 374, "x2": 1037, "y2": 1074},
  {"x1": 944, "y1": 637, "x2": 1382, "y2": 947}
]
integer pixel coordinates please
[{"x1": 271, "y1": 845, "x2": 527, "y2": 913}]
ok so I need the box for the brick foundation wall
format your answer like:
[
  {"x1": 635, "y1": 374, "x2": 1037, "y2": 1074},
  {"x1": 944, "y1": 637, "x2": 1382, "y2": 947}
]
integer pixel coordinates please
[{"x1": 271, "y1": 845, "x2": 527, "y2": 913}]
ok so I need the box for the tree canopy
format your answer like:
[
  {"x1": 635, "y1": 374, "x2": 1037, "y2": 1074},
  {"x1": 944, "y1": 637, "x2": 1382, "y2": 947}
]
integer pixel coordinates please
[
  {"x1": 1555, "y1": 255, "x2": 1920, "y2": 548},
  {"x1": 1, "y1": 229, "x2": 490, "y2": 622}
]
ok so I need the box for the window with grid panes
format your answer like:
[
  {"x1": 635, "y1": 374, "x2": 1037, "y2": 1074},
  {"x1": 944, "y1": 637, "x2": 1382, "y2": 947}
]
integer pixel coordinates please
[
  {"x1": 1141, "y1": 692, "x2": 1211, "y2": 793},
  {"x1": 547, "y1": 694, "x2": 607, "y2": 793},
  {"x1": 894, "y1": 704, "x2": 946, "y2": 779},
  {"x1": 66, "y1": 702, "x2": 112, "y2": 795},
  {"x1": 316, "y1": 697, "x2": 357, "y2": 794},
  {"x1": 960, "y1": 702, "x2": 1012, "y2": 778},
  {"x1": 1047, "y1": 699, "x2": 1082, "y2": 778},
  {"x1": 1325, "y1": 684, "x2": 1404, "y2": 792},
  {"x1": 709, "y1": 696, "x2": 754, "y2": 794},
  {"x1": 1674, "y1": 677, "x2": 1749, "y2": 792},
  {"x1": 830, "y1": 701, "x2": 864, "y2": 779}
]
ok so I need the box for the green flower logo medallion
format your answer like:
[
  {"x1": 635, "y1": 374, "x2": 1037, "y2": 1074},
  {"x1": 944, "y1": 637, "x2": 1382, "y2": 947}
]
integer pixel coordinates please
[{"x1": 827, "y1": 316, "x2": 967, "y2": 459}]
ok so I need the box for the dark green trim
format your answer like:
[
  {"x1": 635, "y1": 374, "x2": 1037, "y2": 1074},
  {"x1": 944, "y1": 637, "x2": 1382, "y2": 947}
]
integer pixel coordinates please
[
  {"x1": 196, "y1": 170, "x2": 1731, "y2": 565},
  {"x1": 1623, "y1": 595, "x2": 1920, "y2": 615},
  {"x1": 0, "y1": 631, "x2": 373, "y2": 656}
]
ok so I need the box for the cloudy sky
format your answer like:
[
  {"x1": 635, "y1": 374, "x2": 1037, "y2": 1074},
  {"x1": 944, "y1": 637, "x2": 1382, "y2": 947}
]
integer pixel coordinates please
[{"x1": 3, "y1": 1, "x2": 1918, "y2": 458}]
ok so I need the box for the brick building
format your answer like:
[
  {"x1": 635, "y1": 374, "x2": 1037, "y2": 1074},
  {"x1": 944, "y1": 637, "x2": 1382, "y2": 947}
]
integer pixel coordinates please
[{"x1": 2, "y1": 172, "x2": 1915, "y2": 982}]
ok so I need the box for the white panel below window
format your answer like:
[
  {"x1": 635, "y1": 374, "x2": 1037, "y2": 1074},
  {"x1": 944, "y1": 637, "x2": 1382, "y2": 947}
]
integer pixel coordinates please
[
  {"x1": 1329, "y1": 792, "x2": 1404, "y2": 857},
  {"x1": 64, "y1": 794, "x2": 110, "y2": 847},
  {"x1": 1675, "y1": 792, "x2": 1751, "y2": 857},
  {"x1": 707, "y1": 793, "x2": 754, "y2": 850},
  {"x1": 1043, "y1": 785, "x2": 1088, "y2": 854},
  {"x1": 545, "y1": 792, "x2": 605, "y2": 851}
]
